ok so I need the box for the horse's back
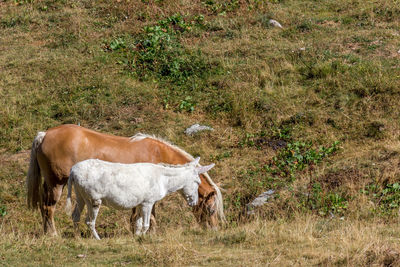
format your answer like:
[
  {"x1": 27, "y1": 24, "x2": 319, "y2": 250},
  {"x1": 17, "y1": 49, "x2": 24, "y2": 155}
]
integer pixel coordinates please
[
  {"x1": 73, "y1": 159, "x2": 163, "y2": 186},
  {"x1": 71, "y1": 159, "x2": 163, "y2": 209},
  {"x1": 37, "y1": 125, "x2": 126, "y2": 181}
]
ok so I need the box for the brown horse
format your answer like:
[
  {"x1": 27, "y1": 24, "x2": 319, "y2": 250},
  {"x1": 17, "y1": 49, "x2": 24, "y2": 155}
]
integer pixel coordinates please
[{"x1": 27, "y1": 124, "x2": 225, "y2": 236}]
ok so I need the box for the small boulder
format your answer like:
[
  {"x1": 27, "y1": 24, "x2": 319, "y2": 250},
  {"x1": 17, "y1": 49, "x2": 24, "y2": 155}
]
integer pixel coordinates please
[
  {"x1": 184, "y1": 124, "x2": 214, "y2": 136},
  {"x1": 246, "y1": 190, "x2": 275, "y2": 215},
  {"x1": 269, "y1": 19, "x2": 283, "y2": 29}
]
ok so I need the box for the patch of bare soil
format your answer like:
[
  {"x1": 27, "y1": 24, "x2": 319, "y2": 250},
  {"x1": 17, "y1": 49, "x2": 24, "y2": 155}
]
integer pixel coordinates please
[
  {"x1": 0, "y1": 149, "x2": 30, "y2": 165},
  {"x1": 318, "y1": 167, "x2": 365, "y2": 190}
]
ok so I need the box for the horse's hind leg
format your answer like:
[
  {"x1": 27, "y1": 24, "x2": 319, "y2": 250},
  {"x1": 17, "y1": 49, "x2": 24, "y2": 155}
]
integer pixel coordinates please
[
  {"x1": 150, "y1": 206, "x2": 157, "y2": 232},
  {"x1": 130, "y1": 207, "x2": 137, "y2": 233},
  {"x1": 72, "y1": 189, "x2": 86, "y2": 236},
  {"x1": 85, "y1": 199, "x2": 101, "y2": 240},
  {"x1": 40, "y1": 182, "x2": 63, "y2": 236}
]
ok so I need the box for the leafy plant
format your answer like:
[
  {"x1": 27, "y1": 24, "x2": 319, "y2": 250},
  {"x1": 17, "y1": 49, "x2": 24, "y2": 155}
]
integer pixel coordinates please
[
  {"x1": 129, "y1": 25, "x2": 210, "y2": 84},
  {"x1": 14, "y1": 0, "x2": 33, "y2": 5},
  {"x1": 111, "y1": 13, "x2": 216, "y2": 86},
  {"x1": 158, "y1": 13, "x2": 192, "y2": 33},
  {"x1": 178, "y1": 96, "x2": 195, "y2": 112},
  {"x1": 265, "y1": 140, "x2": 340, "y2": 180},
  {"x1": 109, "y1": 13, "x2": 222, "y2": 112},
  {"x1": 109, "y1": 38, "x2": 126, "y2": 51},
  {"x1": 239, "y1": 127, "x2": 291, "y2": 148},
  {"x1": 238, "y1": 133, "x2": 340, "y2": 190},
  {"x1": 305, "y1": 183, "x2": 348, "y2": 216},
  {"x1": 362, "y1": 182, "x2": 400, "y2": 215},
  {"x1": 203, "y1": 0, "x2": 240, "y2": 15},
  {"x1": 381, "y1": 183, "x2": 400, "y2": 209},
  {"x1": 0, "y1": 204, "x2": 6, "y2": 217},
  {"x1": 239, "y1": 133, "x2": 257, "y2": 147},
  {"x1": 211, "y1": 151, "x2": 232, "y2": 161}
]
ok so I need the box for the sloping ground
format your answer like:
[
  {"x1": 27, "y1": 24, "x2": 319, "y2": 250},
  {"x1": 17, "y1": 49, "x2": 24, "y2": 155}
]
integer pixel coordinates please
[{"x1": 1, "y1": 0, "x2": 400, "y2": 265}]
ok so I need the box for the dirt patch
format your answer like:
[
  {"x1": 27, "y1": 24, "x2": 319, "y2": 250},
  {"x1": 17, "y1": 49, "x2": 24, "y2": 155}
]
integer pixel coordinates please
[
  {"x1": 365, "y1": 247, "x2": 400, "y2": 267},
  {"x1": 318, "y1": 168, "x2": 365, "y2": 190},
  {"x1": 254, "y1": 137, "x2": 287, "y2": 150},
  {"x1": 0, "y1": 150, "x2": 30, "y2": 166}
]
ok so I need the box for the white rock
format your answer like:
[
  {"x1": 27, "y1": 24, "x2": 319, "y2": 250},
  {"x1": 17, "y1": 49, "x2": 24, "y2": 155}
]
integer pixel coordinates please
[
  {"x1": 269, "y1": 19, "x2": 283, "y2": 29},
  {"x1": 246, "y1": 189, "x2": 275, "y2": 215},
  {"x1": 184, "y1": 124, "x2": 214, "y2": 136}
]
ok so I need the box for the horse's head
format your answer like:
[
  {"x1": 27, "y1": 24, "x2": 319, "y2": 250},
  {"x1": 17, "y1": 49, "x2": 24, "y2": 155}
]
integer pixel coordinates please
[
  {"x1": 193, "y1": 190, "x2": 219, "y2": 230},
  {"x1": 182, "y1": 157, "x2": 215, "y2": 207}
]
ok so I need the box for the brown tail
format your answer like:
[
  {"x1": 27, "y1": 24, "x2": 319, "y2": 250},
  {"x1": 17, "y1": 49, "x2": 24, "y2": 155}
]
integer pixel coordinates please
[{"x1": 26, "y1": 131, "x2": 46, "y2": 209}]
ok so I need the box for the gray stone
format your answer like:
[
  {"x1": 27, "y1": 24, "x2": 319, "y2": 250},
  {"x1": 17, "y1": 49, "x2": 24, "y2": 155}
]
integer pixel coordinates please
[
  {"x1": 269, "y1": 19, "x2": 283, "y2": 29},
  {"x1": 246, "y1": 189, "x2": 275, "y2": 215},
  {"x1": 184, "y1": 124, "x2": 214, "y2": 136}
]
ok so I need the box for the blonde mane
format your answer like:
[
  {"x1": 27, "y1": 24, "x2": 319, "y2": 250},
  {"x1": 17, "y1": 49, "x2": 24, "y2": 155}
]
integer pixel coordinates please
[
  {"x1": 130, "y1": 133, "x2": 194, "y2": 161},
  {"x1": 130, "y1": 133, "x2": 226, "y2": 223}
]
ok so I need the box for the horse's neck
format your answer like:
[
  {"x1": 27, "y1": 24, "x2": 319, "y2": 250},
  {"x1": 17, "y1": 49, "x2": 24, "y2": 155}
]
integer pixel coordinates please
[
  {"x1": 153, "y1": 139, "x2": 192, "y2": 164},
  {"x1": 163, "y1": 168, "x2": 190, "y2": 194}
]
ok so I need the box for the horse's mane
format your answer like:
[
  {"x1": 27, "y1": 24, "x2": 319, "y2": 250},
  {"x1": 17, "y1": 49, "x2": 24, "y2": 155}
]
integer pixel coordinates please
[
  {"x1": 130, "y1": 133, "x2": 194, "y2": 161},
  {"x1": 130, "y1": 133, "x2": 226, "y2": 223},
  {"x1": 154, "y1": 161, "x2": 194, "y2": 169}
]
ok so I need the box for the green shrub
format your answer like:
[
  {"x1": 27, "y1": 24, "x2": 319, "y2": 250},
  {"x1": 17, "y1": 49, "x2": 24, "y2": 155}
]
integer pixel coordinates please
[
  {"x1": 178, "y1": 96, "x2": 196, "y2": 112},
  {"x1": 0, "y1": 204, "x2": 6, "y2": 217},
  {"x1": 268, "y1": 141, "x2": 340, "y2": 179},
  {"x1": 128, "y1": 26, "x2": 211, "y2": 84},
  {"x1": 202, "y1": 0, "x2": 240, "y2": 15},
  {"x1": 109, "y1": 14, "x2": 223, "y2": 112},
  {"x1": 109, "y1": 13, "x2": 213, "y2": 85},
  {"x1": 362, "y1": 182, "x2": 400, "y2": 216},
  {"x1": 304, "y1": 183, "x2": 348, "y2": 216}
]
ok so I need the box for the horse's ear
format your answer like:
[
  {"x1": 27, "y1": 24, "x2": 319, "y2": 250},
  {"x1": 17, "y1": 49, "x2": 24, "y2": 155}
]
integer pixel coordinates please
[
  {"x1": 192, "y1": 157, "x2": 200, "y2": 166},
  {"x1": 197, "y1": 163, "x2": 215, "y2": 174}
]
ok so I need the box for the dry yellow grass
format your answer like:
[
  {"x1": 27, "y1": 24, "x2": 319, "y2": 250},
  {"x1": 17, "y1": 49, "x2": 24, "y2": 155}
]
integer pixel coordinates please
[{"x1": 2, "y1": 212, "x2": 400, "y2": 266}]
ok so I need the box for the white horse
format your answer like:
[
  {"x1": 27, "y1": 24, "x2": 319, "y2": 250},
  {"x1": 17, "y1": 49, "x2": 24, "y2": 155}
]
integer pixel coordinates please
[{"x1": 65, "y1": 157, "x2": 214, "y2": 239}]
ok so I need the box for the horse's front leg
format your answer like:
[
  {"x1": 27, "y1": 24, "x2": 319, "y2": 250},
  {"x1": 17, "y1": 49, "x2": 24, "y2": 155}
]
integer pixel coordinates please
[
  {"x1": 140, "y1": 203, "x2": 154, "y2": 235},
  {"x1": 134, "y1": 205, "x2": 143, "y2": 236},
  {"x1": 131, "y1": 205, "x2": 157, "y2": 234}
]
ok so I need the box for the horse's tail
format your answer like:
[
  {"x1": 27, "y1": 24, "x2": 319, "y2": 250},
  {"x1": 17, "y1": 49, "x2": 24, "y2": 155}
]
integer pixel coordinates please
[
  {"x1": 65, "y1": 172, "x2": 74, "y2": 216},
  {"x1": 203, "y1": 172, "x2": 226, "y2": 224},
  {"x1": 26, "y1": 131, "x2": 46, "y2": 210}
]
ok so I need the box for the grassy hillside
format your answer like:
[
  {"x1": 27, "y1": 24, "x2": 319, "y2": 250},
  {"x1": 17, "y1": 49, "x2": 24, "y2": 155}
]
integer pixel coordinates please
[{"x1": 1, "y1": 0, "x2": 400, "y2": 265}]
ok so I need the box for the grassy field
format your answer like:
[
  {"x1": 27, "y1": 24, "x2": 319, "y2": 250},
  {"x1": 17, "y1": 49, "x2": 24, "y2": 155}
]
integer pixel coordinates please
[{"x1": 1, "y1": 0, "x2": 400, "y2": 265}]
